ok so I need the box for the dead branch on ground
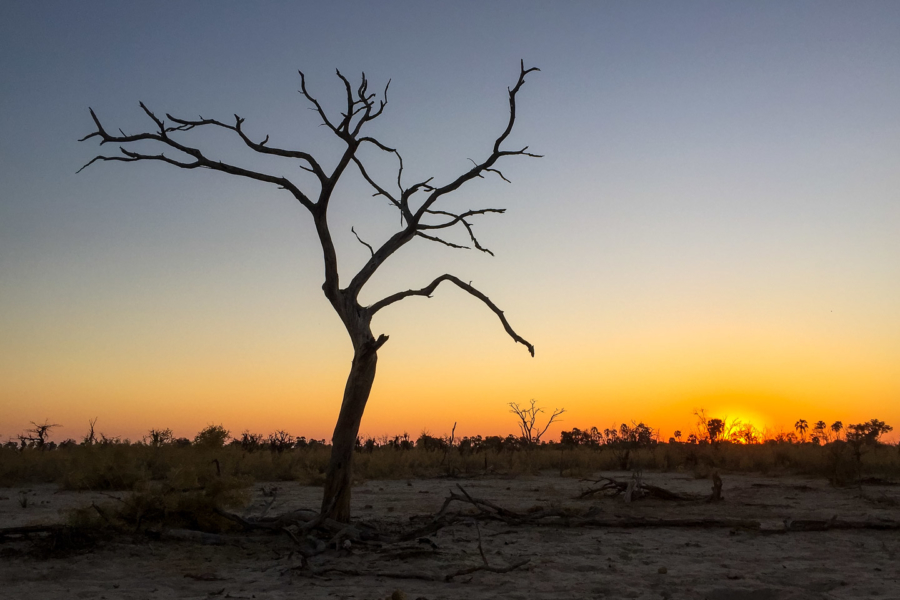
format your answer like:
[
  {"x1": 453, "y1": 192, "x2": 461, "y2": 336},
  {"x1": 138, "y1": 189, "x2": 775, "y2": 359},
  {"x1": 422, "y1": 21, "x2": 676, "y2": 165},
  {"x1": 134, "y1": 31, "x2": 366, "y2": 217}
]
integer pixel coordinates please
[{"x1": 577, "y1": 475, "x2": 702, "y2": 502}]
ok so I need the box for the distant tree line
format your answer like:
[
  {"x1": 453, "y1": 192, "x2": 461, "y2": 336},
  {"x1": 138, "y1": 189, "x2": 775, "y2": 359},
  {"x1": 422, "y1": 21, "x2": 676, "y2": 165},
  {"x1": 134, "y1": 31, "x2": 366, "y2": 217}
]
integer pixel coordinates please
[{"x1": 5, "y1": 413, "x2": 895, "y2": 455}]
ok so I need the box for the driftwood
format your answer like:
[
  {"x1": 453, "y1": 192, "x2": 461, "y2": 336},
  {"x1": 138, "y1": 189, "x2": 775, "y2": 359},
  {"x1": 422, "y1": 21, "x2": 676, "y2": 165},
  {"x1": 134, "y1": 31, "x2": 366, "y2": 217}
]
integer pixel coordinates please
[
  {"x1": 296, "y1": 560, "x2": 531, "y2": 582},
  {"x1": 214, "y1": 507, "x2": 321, "y2": 531},
  {"x1": 578, "y1": 475, "x2": 708, "y2": 502},
  {"x1": 396, "y1": 484, "x2": 754, "y2": 536},
  {"x1": 775, "y1": 517, "x2": 900, "y2": 533},
  {"x1": 0, "y1": 524, "x2": 65, "y2": 538},
  {"x1": 159, "y1": 528, "x2": 229, "y2": 545},
  {"x1": 397, "y1": 484, "x2": 900, "y2": 535}
]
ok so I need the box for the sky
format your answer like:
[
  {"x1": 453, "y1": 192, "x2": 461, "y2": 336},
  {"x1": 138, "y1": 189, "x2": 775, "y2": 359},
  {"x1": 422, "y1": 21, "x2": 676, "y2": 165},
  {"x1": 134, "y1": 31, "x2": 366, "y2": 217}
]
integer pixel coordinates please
[{"x1": 1, "y1": 1, "x2": 898, "y2": 444}]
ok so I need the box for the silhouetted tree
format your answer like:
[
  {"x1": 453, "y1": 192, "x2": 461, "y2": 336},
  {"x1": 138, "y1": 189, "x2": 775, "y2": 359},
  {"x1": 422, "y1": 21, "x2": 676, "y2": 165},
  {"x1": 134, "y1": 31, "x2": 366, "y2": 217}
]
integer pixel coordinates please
[
  {"x1": 146, "y1": 428, "x2": 174, "y2": 447},
  {"x1": 18, "y1": 420, "x2": 60, "y2": 450},
  {"x1": 238, "y1": 431, "x2": 265, "y2": 452},
  {"x1": 416, "y1": 432, "x2": 447, "y2": 452},
  {"x1": 845, "y1": 419, "x2": 894, "y2": 484},
  {"x1": 268, "y1": 430, "x2": 294, "y2": 453},
  {"x1": 831, "y1": 421, "x2": 844, "y2": 439},
  {"x1": 693, "y1": 408, "x2": 727, "y2": 444},
  {"x1": 607, "y1": 422, "x2": 657, "y2": 469},
  {"x1": 794, "y1": 419, "x2": 808, "y2": 443},
  {"x1": 193, "y1": 424, "x2": 230, "y2": 448},
  {"x1": 79, "y1": 63, "x2": 540, "y2": 521},
  {"x1": 559, "y1": 427, "x2": 603, "y2": 448},
  {"x1": 82, "y1": 417, "x2": 98, "y2": 446},
  {"x1": 847, "y1": 419, "x2": 893, "y2": 445},
  {"x1": 813, "y1": 420, "x2": 828, "y2": 442},
  {"x1": 733, "y1": 423, "x2": 760, "y2": 445},
  {"x1": 706, "y1": 418, "x2": 725, "y2": 443},
  {"x1": 509, "y1": 399, "x2": 565, "y2": 445}
]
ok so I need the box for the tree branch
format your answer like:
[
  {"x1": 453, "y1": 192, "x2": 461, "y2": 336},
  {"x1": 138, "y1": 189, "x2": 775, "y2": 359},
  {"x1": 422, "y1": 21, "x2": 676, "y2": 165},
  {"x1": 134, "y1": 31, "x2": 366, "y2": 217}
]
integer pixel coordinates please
[
  {"x1": 343, "y1": 62, "x2": 540, "y2": 300},
  {"x1": 351, "y1": 155, "x2": 400, "y2": 208},
  {"x1": 163, "y1": 113, "x2": 325, "y2": 181},
  {"x1": 419, "y1": 208, "x2": 506, "y2": 230},
  {"x1": 536, "y1": 408, "x2": 566, "y2": 441},
  {"x1": 415, "y1": 232, "x2": 470, "y2": 250},
  {"x1": 412, "y1": 60, "x2": 541, "y2": 221},
  {"x1": 298, "y1": 70, "x2": 339, "y2": 135},
  {"x1": 421, "y1": 208, "x2": 504, "y2": 255},
  {"x1": 80, "y1": 64, "x2": 539, "y2": 366},
  {"x1": 78, "y1": 106, "x2": 317, "y2": 211},
  {"x1": 351, "y1": 226, "x2": 374, "y2": 257},
  {"x1": 369, "y1": 274, "x2": 534, "y2": 356}
]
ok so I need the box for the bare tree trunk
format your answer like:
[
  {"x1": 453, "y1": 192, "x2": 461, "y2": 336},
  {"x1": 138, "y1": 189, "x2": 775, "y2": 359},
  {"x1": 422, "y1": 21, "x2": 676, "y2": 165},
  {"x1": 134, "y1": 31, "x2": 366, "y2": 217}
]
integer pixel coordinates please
[
  {"x1": 320, "y1": 338, "x2": 379, "y2": 521},
  {"x1": 78, "y1": 63, "x2": 540, "y2": 524}
]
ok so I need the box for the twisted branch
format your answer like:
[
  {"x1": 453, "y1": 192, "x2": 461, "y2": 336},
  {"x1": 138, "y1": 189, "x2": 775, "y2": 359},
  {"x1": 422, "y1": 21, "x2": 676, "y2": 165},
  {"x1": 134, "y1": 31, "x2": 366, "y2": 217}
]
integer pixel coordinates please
[
  {"x1": 79, "y1": 63, "x2": 538, "y2": 368},
  {"x1": 345, "y1": 61, "x2": 540, "y2": 299},
  {"x1": 78, "y1": 105, "x2": 316, "y2": 211},
  {"x1": 411, "y1": 60, "x2": 541, "y2": 222},
  {"x1": 369, "y1": 274, "x2": 534, "y2": 356},
  {"x1": 163, "y1": 113, "x2": 325, "y2": 180},
  {"x1": 351, "y1": 226, "x2": 374, "y2": 257}
]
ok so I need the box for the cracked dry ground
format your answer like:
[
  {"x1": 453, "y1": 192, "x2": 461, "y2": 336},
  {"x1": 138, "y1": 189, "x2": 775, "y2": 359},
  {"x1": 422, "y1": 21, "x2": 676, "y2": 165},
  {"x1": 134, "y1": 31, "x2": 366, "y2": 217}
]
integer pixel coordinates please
[{"x1": 1, "y1": 472, "x2": 898, "y2": 599}]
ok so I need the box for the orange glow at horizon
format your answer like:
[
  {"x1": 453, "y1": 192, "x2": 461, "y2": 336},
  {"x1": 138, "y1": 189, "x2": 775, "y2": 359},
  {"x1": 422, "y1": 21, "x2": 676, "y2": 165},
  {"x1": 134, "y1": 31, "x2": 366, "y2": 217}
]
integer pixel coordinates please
[
  {"x1": 3, "y1": 297, "x2": 897, "y2": 445},
  {"x1": 2, "y1": 4, "x2": 899, "y2": 447}
]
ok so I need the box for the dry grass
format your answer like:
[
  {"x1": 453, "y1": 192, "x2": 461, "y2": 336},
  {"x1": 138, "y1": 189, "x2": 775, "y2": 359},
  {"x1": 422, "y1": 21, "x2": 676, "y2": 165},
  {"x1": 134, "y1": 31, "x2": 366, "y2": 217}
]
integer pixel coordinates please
[{"x1": 2, "y1": 438, "x2": 898, "y2": 491}]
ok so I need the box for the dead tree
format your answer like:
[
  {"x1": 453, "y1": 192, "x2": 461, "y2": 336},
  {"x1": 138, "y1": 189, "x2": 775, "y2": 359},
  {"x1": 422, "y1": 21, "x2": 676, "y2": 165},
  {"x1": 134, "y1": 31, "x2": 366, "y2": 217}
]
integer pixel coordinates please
[
  {"x1": 83, "y1": 417, "x2": 98, "y2": 446},
  {"x1": 18, "y1": 420, "x2": 60, "y2": 450},
  {"x1": 79, "y1": 62, "x2": 540, "y2": 522},
  {"x1": 509, "y1": 399, "x2": 565, "y2": 445}
]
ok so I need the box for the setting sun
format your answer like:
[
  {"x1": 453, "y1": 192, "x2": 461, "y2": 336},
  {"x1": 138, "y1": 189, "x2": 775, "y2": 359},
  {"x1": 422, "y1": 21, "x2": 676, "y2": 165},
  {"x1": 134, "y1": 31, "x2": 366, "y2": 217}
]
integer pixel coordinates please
[{"x1": 2, "y1": 3, "x2": 899, "y2": 597}]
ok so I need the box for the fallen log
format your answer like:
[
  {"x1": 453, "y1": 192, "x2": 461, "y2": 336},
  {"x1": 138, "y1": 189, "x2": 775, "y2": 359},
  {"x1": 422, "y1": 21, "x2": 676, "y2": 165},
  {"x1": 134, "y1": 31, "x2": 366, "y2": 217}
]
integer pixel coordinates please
[
  {"x1": 570, "y1": 517, "x2": 761, "y2": 529},
  {"x1": 407, "y1": 486, "x2": 900, "y2": 533},
  {"x1": 772, "y1": 517, "x2": 900, "y2": 533},
  {"x1": 578, "y1": 476, "x2": 701, "y2": 501},
  {"x1": 159, "y1": 528, "x2": 229, "y2": 545},
  {"x1": 0, "y1": 524, "x2": 66, "y2": 538},
  {"x1": 444, "y1": 558, "x2": 531, "y2": 581}
]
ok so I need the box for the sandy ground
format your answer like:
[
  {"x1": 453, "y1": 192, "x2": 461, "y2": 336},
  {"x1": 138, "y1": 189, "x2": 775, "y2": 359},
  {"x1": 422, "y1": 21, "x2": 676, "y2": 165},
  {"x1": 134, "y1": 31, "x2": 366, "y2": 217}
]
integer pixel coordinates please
[{"x1": 1, "y1": 472, "x2": 899, "y2": 599}]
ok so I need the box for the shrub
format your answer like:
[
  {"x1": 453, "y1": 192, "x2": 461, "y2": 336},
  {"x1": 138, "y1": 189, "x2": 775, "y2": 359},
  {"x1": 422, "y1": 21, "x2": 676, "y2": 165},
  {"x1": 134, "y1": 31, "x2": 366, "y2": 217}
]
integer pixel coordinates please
[{"x1": 193, "y1": 424, "x2": 230, "y2": 448}]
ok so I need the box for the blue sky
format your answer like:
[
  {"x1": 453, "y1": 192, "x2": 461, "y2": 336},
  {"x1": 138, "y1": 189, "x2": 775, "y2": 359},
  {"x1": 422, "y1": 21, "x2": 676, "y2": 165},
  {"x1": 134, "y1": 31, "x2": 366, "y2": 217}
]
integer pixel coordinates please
[{"x1": 1, "y1": 1, "x2": 898, "y2": 441}]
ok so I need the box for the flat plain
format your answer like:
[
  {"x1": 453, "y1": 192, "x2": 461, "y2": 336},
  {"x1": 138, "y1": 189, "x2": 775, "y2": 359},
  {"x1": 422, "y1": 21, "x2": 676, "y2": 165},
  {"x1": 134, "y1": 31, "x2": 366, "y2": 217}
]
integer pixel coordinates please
[{"x1": 2, "y1": 472, "x2": 899, "y2": 599}]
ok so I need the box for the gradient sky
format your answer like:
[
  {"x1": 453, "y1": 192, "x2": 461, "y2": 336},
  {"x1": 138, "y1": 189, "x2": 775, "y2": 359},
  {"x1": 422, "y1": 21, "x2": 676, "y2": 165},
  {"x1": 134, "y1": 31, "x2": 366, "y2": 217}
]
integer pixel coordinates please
[{"x1": 1, "y1": 1, "x2": 898, "y2": 444}]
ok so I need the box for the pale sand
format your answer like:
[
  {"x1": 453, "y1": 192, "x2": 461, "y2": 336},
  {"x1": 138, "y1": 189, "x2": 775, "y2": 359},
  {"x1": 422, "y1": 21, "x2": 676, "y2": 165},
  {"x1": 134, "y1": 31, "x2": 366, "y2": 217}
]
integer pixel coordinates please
[{"x1": 1, "y1": 472, "x2": 898, "y2": 599}]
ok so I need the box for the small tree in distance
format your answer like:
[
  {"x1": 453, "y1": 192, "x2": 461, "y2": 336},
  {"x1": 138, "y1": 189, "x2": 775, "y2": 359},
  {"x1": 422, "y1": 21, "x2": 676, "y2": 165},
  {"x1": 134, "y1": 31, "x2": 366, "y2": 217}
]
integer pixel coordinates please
[
  {"x1": 509, "y1": 399, "x2": 565, "y2": 445},
  {"x1": 831, "y1": 421, "x2": 844, "y2": 441},
  {"x1": 18, "y1": 420, "x2": 60, "y2": 450},
  {"x1": 146, "y1": 428, "x2": 174, "y2": 447},
  {"x1": 82, "y1": 417, "x2": 98, "y2": 446},
  {"x1": 193, "y1": 424, "x2": 230, "y2": 449},
  {"x1": 79, "y1": 62, "x2": 541, "y2": 521},
  {"x1": 706, "y1": 418, "x2": 726, "y2": 443}
]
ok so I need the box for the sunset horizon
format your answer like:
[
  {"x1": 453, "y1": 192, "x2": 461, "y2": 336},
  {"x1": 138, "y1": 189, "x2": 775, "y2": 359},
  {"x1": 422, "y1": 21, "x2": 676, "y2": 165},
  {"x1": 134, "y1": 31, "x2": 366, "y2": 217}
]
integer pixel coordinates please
[
  {"x1": 3, "y1": 1, "x2": 898, "y2": 450},
  {"x1": 3, "y1": 4, "x2": 900, "y2": 596}
]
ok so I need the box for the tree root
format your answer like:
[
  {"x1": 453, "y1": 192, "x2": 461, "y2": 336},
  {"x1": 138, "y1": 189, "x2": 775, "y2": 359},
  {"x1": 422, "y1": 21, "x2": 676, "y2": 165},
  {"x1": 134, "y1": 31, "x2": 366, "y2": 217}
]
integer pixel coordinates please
[{"x1": 289, "y1": 520, "x2": 530, "y2": 581}]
